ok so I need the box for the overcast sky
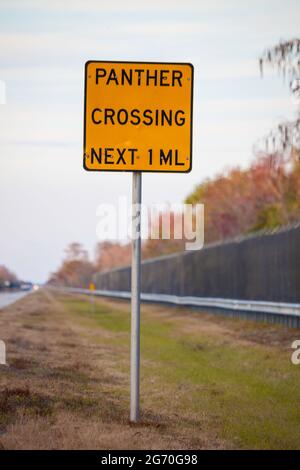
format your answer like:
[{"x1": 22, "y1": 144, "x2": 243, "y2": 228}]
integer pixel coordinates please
[{"x1": 0, "y1": 0, "x2": 299, "y2": 282}]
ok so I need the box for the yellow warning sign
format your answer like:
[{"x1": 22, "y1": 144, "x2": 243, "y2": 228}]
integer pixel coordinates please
[{"x1": 83, "y1": 61, "x2": 193, "y2": 173}]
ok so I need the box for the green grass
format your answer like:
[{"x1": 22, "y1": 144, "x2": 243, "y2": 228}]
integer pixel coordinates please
[
  {"x1": 61, "y1": 296, "x2": 300, "y2": 449},
  {"x1": 64, "y1": 298, "x2": 130, "y2": 334}
]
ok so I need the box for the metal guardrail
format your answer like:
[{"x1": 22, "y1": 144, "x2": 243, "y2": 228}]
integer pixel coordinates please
[{"x1": 61, "y1": 287, "x2": 300, "y2": 328}]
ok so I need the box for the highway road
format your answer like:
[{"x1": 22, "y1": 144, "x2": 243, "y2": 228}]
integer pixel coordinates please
[{"x1": 0, "y1": 291, "x2": 30, "y2": 309}]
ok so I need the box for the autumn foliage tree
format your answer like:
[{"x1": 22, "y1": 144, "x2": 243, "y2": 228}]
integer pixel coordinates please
[
  {"x1": 0, "y1": 265, "x2": 17, "y2": 288},
  {"x1": 186, "y1": 152, "x2": 300, "y2": 243},
  {"x1": 48, "y1": 243, "x2": 95, "y2": 288},
  {"x1": 142, "y1": 210, "x2": 187, "y2": 259},
  {"x1": 94, "y1": 241, "x2": 131, "y2": 272},
  {"x1": 186, "y1": 38, "x2": 300, "y2": 243}
]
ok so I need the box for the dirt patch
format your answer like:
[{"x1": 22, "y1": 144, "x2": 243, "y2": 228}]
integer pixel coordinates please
[
  {"x1": 9, "y1": 357, "x2": 35, "y2": 370},
  {"x1": 0, "y1": 386, "x2": 54, "y2": 429}
]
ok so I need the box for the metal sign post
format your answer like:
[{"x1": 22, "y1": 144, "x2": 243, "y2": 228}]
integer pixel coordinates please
[{"x1": 130, "y1": 171, "x2": 142, "y2": 422}]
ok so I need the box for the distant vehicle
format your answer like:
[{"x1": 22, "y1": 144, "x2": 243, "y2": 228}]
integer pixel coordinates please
[{"x1": 20, "y1": 283, "x2": 33, "y2": 291}]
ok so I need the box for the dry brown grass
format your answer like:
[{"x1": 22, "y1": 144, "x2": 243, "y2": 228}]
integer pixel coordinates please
[
  {"x1": 0, "y1": 289, "x2": 299, "y2": 450},
  {"x1": 0, "y1": 290, "x2": 221, "y2": 449}
]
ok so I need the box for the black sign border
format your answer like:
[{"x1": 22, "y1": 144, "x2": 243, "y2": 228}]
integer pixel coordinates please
[{"x1": 83, "y1": 60, "x2": 194, "y2": 173}]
